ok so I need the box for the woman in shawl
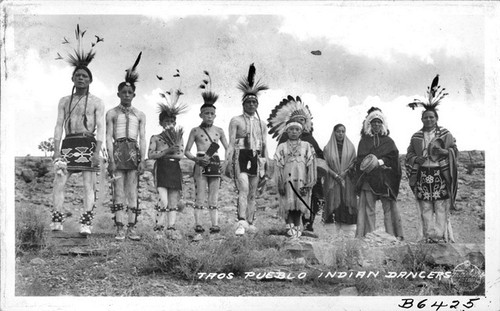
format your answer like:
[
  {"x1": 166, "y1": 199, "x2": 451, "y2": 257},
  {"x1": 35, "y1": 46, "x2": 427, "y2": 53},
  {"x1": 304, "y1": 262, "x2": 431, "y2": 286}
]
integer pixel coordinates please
[{"x1": 322, "y1": 124, "x2": 358, "y2": 231}]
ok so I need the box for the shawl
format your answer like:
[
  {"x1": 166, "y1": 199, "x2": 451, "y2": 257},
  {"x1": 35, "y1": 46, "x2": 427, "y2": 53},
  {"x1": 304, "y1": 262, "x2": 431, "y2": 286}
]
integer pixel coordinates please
[
  {"x1": 405, "y1": 126, "x2": 458, "y2": 208},
  {"x1": 323, "y1": 132, "x2": 357, "y2": 212},
  {"x1": 355, "y1": 133, "x2": 401, "y2": 199}
]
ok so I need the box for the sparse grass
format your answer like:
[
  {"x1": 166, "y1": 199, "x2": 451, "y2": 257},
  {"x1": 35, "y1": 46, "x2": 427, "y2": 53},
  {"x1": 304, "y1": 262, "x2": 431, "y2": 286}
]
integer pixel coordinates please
[
  {"x1": 143, "y1": 233, "x2": 287, "y2": 281},
  {"x1": 16, "y1": 203, "x2": 49, "y2": 253}
]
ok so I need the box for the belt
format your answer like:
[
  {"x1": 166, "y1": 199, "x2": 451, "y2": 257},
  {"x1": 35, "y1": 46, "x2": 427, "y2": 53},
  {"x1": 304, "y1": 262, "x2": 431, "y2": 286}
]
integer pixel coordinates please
[
  {"x1": 196, "y1": 152, "x2": 219, "y2": 157},
  {"x1": 115, "y1": 137, "x2": 137, "y2": 143},
  {"x1": 66, "y1": 132, "x2": 95, "y2": 138}
]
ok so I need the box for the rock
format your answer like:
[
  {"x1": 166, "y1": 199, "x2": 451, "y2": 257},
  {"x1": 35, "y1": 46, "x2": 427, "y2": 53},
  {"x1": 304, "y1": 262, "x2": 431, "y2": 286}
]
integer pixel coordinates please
[
  {"x1": 339, "y1": 287, "x2": 359, "y2": 296},
  {"x1": 409, "y1": 243, "x2": 485, "y2": 268},
  {"x1": 21, "y1": 169, "x2": 35, "y2": 183},
  {"x1": 284, "y1": 240, "x2": 336, "y2": 266},
  {"x1": 30, "y1": 258, "x2": 46, "y2": 265}
]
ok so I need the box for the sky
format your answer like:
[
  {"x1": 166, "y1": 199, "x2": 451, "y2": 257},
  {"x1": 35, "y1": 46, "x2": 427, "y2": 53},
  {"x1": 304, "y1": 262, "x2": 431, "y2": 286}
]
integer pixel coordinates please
[{"x1": 1, "y1": 2, "x2": 496, "y2": 158}]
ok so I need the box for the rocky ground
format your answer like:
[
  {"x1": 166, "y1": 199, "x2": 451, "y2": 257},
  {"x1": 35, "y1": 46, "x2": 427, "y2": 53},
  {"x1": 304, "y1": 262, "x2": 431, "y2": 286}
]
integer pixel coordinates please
[{"x1": 13, "y1": 150, "x2": 485, "y2": 296}]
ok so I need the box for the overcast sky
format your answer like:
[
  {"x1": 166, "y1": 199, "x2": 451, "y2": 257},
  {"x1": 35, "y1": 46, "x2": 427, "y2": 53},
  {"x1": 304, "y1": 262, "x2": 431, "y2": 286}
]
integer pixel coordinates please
[{"x1": 2, "y1": 2, "x2": 496, "y2": 158}]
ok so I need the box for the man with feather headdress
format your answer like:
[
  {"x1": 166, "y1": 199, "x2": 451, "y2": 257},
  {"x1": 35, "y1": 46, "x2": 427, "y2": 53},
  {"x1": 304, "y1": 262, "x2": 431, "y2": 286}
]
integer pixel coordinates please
[
  {"x1": 148, "y1": 76, "x2": 187, "y2": 240},
  {"x1": 51, "y1": 25, "x2": 105, "y2": 236},
  {"x1": 354, "y1": 107, "x2": 403, "y2": 240},
  {"x1": 405, "y1": 75, "x2": 457, "y2": 243},
  {"x1": 105, "y1": 52, "x2": 146, "y2": 241},
  {"x1": 185, "y1": 71, "x2": 229, "y2": 239},
  {"x1": 227, "y1": 63, "x2": 269, "y2": 236}
]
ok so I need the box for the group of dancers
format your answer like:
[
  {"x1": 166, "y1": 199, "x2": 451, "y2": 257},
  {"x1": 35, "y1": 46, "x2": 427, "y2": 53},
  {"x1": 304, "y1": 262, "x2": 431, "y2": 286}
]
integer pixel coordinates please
[{"x1": 49, "y1": 25, "x2": 458, "y2": 244}]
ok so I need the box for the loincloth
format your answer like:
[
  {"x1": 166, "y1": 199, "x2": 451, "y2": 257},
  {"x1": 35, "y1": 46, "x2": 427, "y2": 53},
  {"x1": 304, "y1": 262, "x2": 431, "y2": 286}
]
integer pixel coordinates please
[
  {"x1": 236, "y1": 149, "x2": 259, "y2": 176},
  {"x1": 196, "y1": 152, "x2": 221, "y2": 177},
  {"x1": 155, "y1": 158, "x2": 182, "y2": 190},
  {"x1": 113, "y1": 138, "x2": 139, "y2": 170},
  {"x1": 60, "y1": 133, "x2": 99, "y2": 172}
]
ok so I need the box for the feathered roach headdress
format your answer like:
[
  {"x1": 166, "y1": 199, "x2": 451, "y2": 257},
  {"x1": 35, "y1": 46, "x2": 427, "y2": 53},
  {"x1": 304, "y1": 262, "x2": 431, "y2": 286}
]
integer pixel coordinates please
[
  {"x1": 407, "y1": 74, "x2": 448, "y2": 113},
  {"x1": 57, "y1": 24, "x2": 101, "y2": 131},
  {"x1": 267, "y1": 95, "x2": 313, "y2": 141},
  {"x1": 57, "y1": 24, "x2": 100, "y2": 78},
  {"x1": 237, "y1": 63, "x2": 269, "y2": 103},
  {"x1": 362, "y1": 107, "x2": 389, "y2": 136},
  {"x1": 199, "y1": 70, "x2": 218, "y2": 110},
  {"x1": 119, "y1": 52, "x2": 142, "y2": 91},
  {"x1": 157, "y1": 69, "x2": 188, "y2": 121}
]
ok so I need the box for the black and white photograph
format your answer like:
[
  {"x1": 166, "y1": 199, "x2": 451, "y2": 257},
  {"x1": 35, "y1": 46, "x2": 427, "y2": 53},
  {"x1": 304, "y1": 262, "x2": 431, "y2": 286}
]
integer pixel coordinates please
[{"x1": 1, "y1": 1, "x2": 499, "y2": 310}]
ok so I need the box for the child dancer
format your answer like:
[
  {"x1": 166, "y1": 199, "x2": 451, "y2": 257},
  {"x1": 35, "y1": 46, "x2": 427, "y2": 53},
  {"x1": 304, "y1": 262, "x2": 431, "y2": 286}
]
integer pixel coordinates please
[{"x1": 272, "y1": 96, "x2": 317, "y2": 237}]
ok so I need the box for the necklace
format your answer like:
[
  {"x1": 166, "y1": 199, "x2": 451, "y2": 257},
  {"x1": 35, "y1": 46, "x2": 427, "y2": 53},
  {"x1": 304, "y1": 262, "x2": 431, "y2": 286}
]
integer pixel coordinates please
[{"x1": 287, "y1": 140, "x2": 301, "y2": 156}]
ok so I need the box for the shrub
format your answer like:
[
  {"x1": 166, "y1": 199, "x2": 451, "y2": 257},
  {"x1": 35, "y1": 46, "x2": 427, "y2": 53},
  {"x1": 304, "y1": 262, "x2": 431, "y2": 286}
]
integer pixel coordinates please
[
  {"x1": 16, "y1": 204, "x2": 48, "y2": 253},
  {"x1": 143, "y1": 233, "x2": 286, "y2": 281}
]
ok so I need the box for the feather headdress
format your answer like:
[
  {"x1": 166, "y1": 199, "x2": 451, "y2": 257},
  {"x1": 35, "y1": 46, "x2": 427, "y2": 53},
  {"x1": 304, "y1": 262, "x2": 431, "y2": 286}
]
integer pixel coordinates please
[
  {"x1": 408, "y1": 75, "x2": 449, "y2": 111},
  {"x1": 237, "y1": 63, "x2": 269, "y2": 102},
  {"x1": 158, "y1": 69, "x2": 188, "y2": 119},
  {"x1": 362, "y1": 107, "x2": 389, "y2": 136},
  {"x1": 199, "y1": 70, "x2": 218, "y2": 109},
  {"x1": 123, "y1": 52, "x2": 142, "y2": 88},
  {"x1": 267, "y1": 95, "x2": 313, "y2": 141},
  {"x1": 58, "y1": 24, "x2": 98, "y2": 69}
]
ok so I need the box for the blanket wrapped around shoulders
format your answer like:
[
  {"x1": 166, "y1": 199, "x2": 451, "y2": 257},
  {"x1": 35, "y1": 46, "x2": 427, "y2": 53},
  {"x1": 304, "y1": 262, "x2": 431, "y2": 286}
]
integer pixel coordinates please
[
  {"x1": 405, "y1": 126, "x2": 458, "y2": 208},
  {"x1": 355, "y1": 134, "x2": 401, "y2": 199}
]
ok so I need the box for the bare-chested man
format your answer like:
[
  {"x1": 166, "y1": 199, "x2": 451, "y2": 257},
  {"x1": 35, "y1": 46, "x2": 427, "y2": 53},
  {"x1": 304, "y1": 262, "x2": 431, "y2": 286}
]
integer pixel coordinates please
[
  {"x1": 51, "y1": 64, "x2": 104, "y2": 235},
  {"x1": 227, "y1": 63, "x2": 269, "y2": 236},
  {"x1": 185, "y1": 89, "x2": 229, "y2": 239},
  {"x1": 106, "y1": 52, "x2": 146, "y2": 241}
]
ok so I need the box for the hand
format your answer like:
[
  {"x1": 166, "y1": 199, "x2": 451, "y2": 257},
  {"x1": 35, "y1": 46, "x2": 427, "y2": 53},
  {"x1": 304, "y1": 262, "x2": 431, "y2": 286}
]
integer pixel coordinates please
[
  {"x1": 52, "y1": 151, "x2": 61, "y2": 161},
  {"x1": 107, "y1": 161, "x2": 116, "y2": 176},
  {"x1": 299, "y1": 186, "x2": 310, "y2": 196},
  {"x1": 138, "y1": 161, "x2": 145, "y2": 175},
  {"x1": 434, "y1": 147, "x2": 449, "y2": 156},
  {"x1": 91, "y1": 152, "x2": 101, "y2": 167},
  {"x1": 415, "y1": 156, "x2": 426, "y2": 165},
  {"x1": 196, "y1": 156, "x2": 210, "y2": 166},
  {"x1": 278, "y1": 184, "x2": 286, "y2": 196}
]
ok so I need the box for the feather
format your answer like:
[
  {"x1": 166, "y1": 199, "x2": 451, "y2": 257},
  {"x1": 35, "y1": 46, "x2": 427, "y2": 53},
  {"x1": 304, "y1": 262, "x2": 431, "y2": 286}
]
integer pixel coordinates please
[
  {"x1": 267, "y1": 95, "x2": 313, "y2": 140},
  {"x1": 247, "y1": 63, "x2": 256, "y2": 87},
  {"x1": 431, "y1": 75, "x2": 439, "y2": 94},
  {"x1": 124, "y1": 52, "x2": 142, "y2": 85}
]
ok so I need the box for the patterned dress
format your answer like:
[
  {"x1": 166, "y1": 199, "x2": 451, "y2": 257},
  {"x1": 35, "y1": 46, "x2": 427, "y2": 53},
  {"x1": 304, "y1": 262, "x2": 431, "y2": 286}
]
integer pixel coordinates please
[{"x1": 274, "y1": 140, "x2": 317, "y2": 220}]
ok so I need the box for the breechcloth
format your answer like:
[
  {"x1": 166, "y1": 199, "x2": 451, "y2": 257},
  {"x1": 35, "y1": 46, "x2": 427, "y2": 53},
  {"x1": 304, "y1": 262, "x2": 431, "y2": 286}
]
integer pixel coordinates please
[
  {"x1": 60, "y1": 133, "x2": 99, "y2": 172},
  {"x1": 194, "y1": 152, "x2": 220, "y2": 209},
  {"x1": 113, "y1": 138, "x2": 139, "y2": 170},
  {"x1": 237, "y1": 149, "x2": 259, "y2": 176},
  {"x1": 197, "y1": 152, "x2": 222, "y2": 177},
  {"x1": 155, "y1": 158, "x2": 182, "y2": 190}
]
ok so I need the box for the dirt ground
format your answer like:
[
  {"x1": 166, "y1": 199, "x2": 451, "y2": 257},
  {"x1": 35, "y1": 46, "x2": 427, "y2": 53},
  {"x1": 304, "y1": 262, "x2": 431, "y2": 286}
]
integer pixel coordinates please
[{"x1": 13, "y1": 150, "x2": 485, "y2": 296}]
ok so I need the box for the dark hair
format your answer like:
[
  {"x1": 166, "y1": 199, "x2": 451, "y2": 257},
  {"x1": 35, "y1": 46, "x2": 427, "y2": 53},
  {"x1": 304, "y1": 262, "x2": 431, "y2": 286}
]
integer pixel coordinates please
[
  {"x1": 421, "y1": 109, "x2": 439, "y2": 120},
  {"x1": 334, "y1": 123, "x2": 345, "y2": 132},
  {"x1": 200, "y1": 103, "x2": 216, "y2": 111},
  {"x1": 159, "y1": 112, "x2": 176, "y2": 124},
  {"x1": 72, "y1": 65, "x2": 93, "y2": 81},
  {"x1": 117, "y1": 81, "x2": 136, "y2": 92}
]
